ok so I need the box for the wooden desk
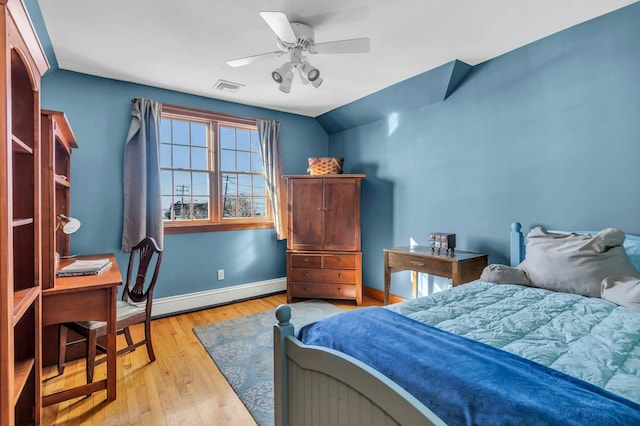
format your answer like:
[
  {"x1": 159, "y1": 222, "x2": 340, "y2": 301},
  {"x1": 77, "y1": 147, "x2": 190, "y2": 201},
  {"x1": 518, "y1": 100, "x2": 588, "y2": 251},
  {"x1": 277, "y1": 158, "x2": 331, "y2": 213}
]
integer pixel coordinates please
[
  {"x1": 383, "y1": 246, "x2": 488, "y2": 305},
  {"x1": 41, "y1": 254, "x2": 122, "y2": 406}
]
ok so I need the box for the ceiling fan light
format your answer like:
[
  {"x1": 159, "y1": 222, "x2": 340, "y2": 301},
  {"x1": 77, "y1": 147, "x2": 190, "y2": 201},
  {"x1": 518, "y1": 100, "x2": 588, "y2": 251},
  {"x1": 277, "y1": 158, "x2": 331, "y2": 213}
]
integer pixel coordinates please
[
  {"x1": 310, "y1": 76, "x2": 323, "y2": 88},
  {"x1": 300, "y1": 60, "x2": 320, "y2": 82},
  {"x1": 272, "y1": 70, "x2": 283, "y2": 83},
  {"x1": 307, "y1": 68, "x2": 320, "y2": 82},
  {"x1": 279, "y1": 69, "x2": 294, "y2": 93},
  {"x1": 272, "y1": 62, "x2": 291, "y2": 83}
]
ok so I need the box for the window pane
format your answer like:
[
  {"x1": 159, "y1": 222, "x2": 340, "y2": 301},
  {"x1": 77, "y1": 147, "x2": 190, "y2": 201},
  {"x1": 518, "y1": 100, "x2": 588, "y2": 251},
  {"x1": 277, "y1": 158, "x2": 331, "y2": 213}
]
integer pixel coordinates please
[
  {"x1": 223, "y1": 196, "x2": 237, "y2": 217},
  {"x1": 174, "y1": 171, "x2": 191, "y2": 199},
  {"x1": 254, "y1": 197, "x2": 266, "y2": 217},
  {"x1": 161, "y1": 119, "x2": 171, "y2": 143},
  {"x1": 237, "y1": 129, "x2": 250, "y2": 151},
  {"x1": 192, "y1": 172, "x2": 209, "y2": 195},
  {"x1": 253, "y1": 175, "x2": 265, "y2": 195},
  {"x1": 192, "y1": 196, "x2": 209, "y2": 219},
  {"x1": 236, "y1": 151, "x2": 250, "y2": 173},
  {"x1": 238, "y1": 174, "x2": 251, "y2": 196},
  {"x1": 191, "y1": 147, "x2": 207, "y2": 170},
  {"x1": 251, "y1": 131, "x2": 260, "y2": 152},
  {"x1": 173, "y1": 120, "x2": 189, "y2": 145},
  {"x1": 220, "y1": 126, "x2": 235, "y2": 149},
  {"x1": 161, "y1": 144, "x2": 171, "y2": 168},
  {"x1": 173, "y1": 200, "x2": 190, "y2": 220},
  {"x1": 173, "y1": 145, "x2": 190, "y2": 169},
  {"x1": 162, "y1": 196, "x2": 173, "y2": 220},
  {"x1": 191, "y1": 123, "x2": 207, "y2": 147},
  {"x1": 222, "y1": 173, "x2": 237, "y2": 196},
  {"x1": 237, "y1": 195, "x2": 252, "y2": 217},
  {"x1": 160, "y1": 171, "x2": 173, "y2": 196},
  {"x1": 251, "y1": 153, "x2": 263, "y2": 173},
  {"x1": 221, "y1": 149, "x2": 235, "y2": 172}
]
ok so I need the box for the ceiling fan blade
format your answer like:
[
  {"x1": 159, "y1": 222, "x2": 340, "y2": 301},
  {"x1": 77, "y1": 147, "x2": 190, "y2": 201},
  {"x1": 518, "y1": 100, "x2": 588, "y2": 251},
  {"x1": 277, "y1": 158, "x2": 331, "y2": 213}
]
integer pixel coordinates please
[
  {"x1": 311, "y1": 38, "x2": 370, "y2": 55},
  {"x1": 259, "y1": 11, "x2": 297, "y2": 44},
  {"x1": 226, "y1": 51, "x2": 283, "y2": 68}
]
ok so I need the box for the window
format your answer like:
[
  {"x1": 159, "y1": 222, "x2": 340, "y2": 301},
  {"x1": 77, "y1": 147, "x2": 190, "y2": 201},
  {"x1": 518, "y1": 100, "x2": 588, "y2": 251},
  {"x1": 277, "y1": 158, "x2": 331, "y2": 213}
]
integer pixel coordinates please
[{"x1": 159, "y1": 104, "x2": 272, "y2": 234}]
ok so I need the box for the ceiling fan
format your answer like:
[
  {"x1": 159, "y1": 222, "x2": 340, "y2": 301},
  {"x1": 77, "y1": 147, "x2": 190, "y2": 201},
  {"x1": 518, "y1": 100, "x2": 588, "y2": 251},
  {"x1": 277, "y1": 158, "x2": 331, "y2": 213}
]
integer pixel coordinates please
[{"x1": 226, "y1": 11, "x2": 370, "y2": 93}]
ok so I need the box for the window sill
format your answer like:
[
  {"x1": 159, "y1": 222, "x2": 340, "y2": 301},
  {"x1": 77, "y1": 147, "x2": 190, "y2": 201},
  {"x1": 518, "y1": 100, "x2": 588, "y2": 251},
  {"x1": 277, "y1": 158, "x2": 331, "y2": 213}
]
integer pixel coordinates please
[{"x1": 164, "y1": 221, "x2": 274, "y2": 234}]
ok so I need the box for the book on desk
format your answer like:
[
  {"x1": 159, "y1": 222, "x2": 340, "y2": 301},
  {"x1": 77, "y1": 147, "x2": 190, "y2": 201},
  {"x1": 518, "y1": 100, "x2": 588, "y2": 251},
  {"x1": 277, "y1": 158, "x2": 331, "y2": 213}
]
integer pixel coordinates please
[{"x1": 56, "y1": 258, "x2": 112, "y2": 277}]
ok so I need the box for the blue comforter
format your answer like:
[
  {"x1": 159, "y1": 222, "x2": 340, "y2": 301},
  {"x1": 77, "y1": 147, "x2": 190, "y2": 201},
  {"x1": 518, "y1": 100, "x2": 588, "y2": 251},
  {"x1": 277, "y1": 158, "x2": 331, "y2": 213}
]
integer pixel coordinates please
[{"x1": 297, "y1": 307, "x2": 640, "y2": 426}]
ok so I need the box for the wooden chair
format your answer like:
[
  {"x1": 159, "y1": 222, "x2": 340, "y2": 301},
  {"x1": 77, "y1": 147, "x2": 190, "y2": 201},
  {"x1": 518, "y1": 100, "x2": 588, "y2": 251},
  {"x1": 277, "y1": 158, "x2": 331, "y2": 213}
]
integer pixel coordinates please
[{"x1": 58, "y1": 237, "x2": 163, "y2": 383}]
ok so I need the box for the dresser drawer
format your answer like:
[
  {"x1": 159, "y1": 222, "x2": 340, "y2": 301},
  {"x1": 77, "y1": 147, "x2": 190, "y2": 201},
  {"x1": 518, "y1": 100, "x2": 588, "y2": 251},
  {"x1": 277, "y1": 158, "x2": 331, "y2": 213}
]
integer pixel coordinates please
[
  {"x1": 323, "y1": 254, "x2": 357, "y2": 269},
  {"x1": 289, "y1": 254, "x2": 322, "y2": 268},
  {"x1": 290, "y1": 283, "x2": 357, "y2": 299},
  {"x1": 289, "y1": 268, "x2": 356, "y2": 283}
]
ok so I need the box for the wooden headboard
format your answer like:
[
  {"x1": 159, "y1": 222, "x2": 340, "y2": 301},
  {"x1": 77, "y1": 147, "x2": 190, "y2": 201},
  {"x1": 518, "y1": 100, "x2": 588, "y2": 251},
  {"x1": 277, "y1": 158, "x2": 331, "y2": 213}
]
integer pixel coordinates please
[{"x1": 510, "y1": 222, "x2": 525, "y2": 266}]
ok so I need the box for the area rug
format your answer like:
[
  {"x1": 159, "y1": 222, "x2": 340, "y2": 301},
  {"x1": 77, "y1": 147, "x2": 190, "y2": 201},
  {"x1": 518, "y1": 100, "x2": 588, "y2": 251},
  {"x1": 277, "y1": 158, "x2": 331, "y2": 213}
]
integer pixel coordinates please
[{"x1": 193, "y1": 300, "x2": 344, "y2": 426}]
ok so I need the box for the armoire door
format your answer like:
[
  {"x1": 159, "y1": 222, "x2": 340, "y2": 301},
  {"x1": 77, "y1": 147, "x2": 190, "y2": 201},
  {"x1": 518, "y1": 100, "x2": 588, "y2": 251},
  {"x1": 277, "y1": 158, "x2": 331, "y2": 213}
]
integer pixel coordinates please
[
  {"x1": 323, "y1": 178, "x2": 360, "y2": 251},
  {"x1": 288, "y1": 178, "x2": 324, "y2": 250}
]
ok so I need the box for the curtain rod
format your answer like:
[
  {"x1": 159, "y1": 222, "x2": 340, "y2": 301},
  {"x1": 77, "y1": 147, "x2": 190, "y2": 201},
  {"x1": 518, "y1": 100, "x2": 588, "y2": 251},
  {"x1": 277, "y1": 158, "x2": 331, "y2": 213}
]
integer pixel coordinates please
[{"x1": 130, "y1": 98, "x2": 272, "y2": 124}]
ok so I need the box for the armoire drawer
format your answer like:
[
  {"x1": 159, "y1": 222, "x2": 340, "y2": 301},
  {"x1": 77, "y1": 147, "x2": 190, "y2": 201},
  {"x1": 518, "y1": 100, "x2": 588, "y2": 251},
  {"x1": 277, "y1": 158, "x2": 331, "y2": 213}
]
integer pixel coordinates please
[
  {"x1": 289, "y1": 268, "x2": 356, "y2": 283},
  {"x1": 322, "y1": 254, "x2": 357, "y2": 269},
  {"x1": 289, "y1": 283, "x2": 357, "y2": 299},
  {"x1": 289, "y1": 254, "x2": 322, "y2": 268}
]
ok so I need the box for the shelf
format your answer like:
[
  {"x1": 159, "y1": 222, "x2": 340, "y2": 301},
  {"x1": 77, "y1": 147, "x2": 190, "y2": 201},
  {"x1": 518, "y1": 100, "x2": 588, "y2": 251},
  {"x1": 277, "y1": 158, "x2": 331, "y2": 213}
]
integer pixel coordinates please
[
  {"x1": 11, "y1": 134, "x2": 33, "y2": 154},
  {"x1": 13, "y1": 358, "x2": 35, "y2": 406},
  {"x1": 12, "y1": 218, "x2": 34, "y2": 228},
  {"x1": 13, "y1": 287, "x2": 39, "y2": 325}
]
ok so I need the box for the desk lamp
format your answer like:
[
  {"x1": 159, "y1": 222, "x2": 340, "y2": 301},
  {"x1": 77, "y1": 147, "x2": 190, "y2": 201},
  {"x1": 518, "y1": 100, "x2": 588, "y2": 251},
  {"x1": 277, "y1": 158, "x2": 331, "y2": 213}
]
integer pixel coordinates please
[{"x1": 55, "y1": 214, "x2": 81, "y2": 266}]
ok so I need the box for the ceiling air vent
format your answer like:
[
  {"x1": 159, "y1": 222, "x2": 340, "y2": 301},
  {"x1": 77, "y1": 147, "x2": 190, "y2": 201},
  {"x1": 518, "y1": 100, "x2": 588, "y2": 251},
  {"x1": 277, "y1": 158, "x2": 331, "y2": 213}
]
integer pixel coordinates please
[{"x1": 213, "y1": 79, "x2": 245, "y2": 92}]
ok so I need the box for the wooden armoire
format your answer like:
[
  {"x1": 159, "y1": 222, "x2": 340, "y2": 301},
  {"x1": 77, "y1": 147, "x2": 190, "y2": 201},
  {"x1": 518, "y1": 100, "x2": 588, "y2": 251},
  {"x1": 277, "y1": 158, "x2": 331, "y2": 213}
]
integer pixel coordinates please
[{"x1": 285, "y1": 174, "x2": 365, "y2": 305}]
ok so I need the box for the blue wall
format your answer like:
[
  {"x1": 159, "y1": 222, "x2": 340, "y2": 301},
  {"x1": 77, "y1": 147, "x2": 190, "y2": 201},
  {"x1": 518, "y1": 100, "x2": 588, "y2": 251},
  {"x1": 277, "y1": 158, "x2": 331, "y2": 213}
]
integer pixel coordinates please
[
  {"x1": 41, "y1": 71, "x2": 328, "y2": 298},
  {"x1": 330, "y1": 3, "x2": 640, "y2": 297}
]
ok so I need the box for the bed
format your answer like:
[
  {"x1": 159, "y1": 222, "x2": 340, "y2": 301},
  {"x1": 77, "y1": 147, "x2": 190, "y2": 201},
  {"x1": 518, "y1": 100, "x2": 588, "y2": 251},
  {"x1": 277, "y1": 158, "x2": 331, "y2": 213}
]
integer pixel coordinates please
[{"x1": 273, "y1": 223, "x2": 640, "y2": 425}]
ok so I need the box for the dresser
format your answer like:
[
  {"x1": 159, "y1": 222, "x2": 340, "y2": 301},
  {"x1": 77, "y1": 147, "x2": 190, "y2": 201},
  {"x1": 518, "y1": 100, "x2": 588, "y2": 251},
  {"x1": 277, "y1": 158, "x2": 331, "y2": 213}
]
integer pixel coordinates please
[{"x1": 285, "y1": 174, "x2": 365, "y2": 305}]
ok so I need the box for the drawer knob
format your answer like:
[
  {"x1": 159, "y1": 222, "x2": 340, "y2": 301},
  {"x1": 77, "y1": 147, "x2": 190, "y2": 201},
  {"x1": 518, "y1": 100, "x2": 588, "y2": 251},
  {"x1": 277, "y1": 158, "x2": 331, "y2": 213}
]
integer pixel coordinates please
[
  {"x1": 337, "y1": 273, "x2": 343, "y2": 278},
  {"x1": 409, "y1": 260, "x2": 425, "y2": 266},
  {"x1": 304, "y1": 287, "x2": 309, "y2": 291},
  {"x1": 337, "y1": 288, "x2": 342, "y2": 292},
  {"x1": 304, "y1": 258, "x2": 309, "y2": 263},
  {"x1": 304, "y1": 272, "x2": 310, "y2": 277},
  {"x1": 337, "y1": 258, "x2": 343, "y2": 263}
]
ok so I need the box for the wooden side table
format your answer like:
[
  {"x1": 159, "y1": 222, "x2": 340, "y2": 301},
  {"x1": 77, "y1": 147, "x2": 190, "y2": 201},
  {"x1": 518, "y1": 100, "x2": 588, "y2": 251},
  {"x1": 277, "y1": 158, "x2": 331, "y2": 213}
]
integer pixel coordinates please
[{"x1": 383, "y1": 246, "x2": 488, "y2": 305}]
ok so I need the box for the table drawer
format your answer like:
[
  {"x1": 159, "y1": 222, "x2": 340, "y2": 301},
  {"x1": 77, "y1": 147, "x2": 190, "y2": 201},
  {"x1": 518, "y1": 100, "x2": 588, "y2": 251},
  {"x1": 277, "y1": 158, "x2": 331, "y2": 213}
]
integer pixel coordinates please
[
  {"x1": 290, "y1": 283, "x2": 357, "y2": 299},
  {"x1": 289, "y1": 254, "x2": 322, "y2": 268},
  {"x1": 289, "y1": 268, "x2": 356, "y2": 283},
  {"x1": 323, "y1": 254, "x2": 357, "y2": 269},
  {"x1": 387, "y1": 252, "x2": 451, "y2": 277}
]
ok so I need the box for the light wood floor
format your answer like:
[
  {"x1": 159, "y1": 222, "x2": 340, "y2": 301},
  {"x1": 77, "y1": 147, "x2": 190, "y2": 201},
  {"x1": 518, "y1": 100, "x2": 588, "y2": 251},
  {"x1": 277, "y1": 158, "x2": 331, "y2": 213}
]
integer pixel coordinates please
[{"x1": 42, "y1": 293, "x2": 382, "y2": 425}]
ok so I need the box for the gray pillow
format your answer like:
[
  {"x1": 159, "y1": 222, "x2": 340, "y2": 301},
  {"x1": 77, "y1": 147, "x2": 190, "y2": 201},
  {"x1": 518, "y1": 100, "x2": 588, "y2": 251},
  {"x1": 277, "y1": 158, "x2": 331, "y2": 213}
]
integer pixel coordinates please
[
  {"x1": 601, "y1": 276, "x2": 640, "y2": 311},
  {"x1": 480, "y1": 264, "x2": 531, "y2": 285},
  {"x1": 518, "y1": 227, "x2": 640, "y2": 297}
]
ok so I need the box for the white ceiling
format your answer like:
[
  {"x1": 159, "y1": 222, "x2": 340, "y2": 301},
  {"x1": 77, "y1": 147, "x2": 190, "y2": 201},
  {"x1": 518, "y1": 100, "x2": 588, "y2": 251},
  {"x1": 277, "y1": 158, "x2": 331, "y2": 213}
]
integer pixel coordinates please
[{"x1": 38, "y1": 0, "x2": 637, "y2": 117}]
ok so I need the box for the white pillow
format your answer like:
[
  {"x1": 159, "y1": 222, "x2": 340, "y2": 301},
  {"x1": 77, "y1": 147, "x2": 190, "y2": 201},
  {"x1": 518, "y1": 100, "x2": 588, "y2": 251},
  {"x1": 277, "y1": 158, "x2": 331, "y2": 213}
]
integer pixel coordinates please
[
  {"x1": 602, "y1": 276, "x2": 640, "y2": 311},
  {"x1": 518, "y1": 227, "x2": 640, "y2": 297},
  {"x1": 480, "y1": 264, "x2": 530, "y2": 285}
]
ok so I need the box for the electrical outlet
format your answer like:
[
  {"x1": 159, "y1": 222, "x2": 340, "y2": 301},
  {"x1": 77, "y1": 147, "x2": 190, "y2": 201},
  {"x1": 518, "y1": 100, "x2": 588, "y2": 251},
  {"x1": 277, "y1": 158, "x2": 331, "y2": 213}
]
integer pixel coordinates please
[{"x1": 217, "y1": 269, "x2": 224, "y2": 280}]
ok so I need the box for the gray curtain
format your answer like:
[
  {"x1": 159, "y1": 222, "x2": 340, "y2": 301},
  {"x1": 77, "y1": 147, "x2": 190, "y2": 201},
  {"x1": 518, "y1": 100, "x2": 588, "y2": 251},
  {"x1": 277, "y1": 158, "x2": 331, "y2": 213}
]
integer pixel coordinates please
[
  {"x1": 257, "y1": 119, "x2": 287, "y2": 240},
  {"x1": 122, "y1": 99, "x2": 163, "y2": 252}
]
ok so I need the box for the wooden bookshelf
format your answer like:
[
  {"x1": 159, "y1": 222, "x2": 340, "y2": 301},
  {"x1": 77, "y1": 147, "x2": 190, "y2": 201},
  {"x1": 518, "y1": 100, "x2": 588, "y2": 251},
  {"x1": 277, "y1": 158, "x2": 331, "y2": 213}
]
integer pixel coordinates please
[{"x1": 1, "y1": 0, "x2": 49, "y2": 424}]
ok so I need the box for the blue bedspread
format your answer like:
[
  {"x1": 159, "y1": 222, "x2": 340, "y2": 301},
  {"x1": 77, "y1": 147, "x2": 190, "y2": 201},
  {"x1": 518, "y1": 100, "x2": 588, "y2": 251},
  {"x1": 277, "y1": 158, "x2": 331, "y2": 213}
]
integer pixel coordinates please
[{"x1": 297, "y1": 307, "x2": 640, "y2": 426}]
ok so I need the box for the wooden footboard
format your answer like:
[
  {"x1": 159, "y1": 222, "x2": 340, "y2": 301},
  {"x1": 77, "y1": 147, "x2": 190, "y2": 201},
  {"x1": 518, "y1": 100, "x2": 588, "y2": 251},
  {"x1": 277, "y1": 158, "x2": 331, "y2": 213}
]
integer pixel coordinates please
[{"x1": 274, "y1": 305, "x2": 445, "y2": 426}]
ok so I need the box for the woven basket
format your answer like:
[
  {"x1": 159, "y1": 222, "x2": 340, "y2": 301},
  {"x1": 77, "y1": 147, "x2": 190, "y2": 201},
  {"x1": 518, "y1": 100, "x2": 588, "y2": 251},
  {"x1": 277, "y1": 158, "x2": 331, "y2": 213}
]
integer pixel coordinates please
[{"x1": 307, "y1": 157, "x2": 344, "y2": 175}]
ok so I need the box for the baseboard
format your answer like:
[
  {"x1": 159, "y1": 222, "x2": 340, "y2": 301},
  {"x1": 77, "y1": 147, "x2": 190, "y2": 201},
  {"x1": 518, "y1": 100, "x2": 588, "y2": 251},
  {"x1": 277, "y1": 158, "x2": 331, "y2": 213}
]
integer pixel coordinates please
[
  {"x1": 151, "y1": 277, "x2": 286, "y2": 318},
  {"x1": 363, "y1": 286, "x2": 406, "y2": 305}
]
